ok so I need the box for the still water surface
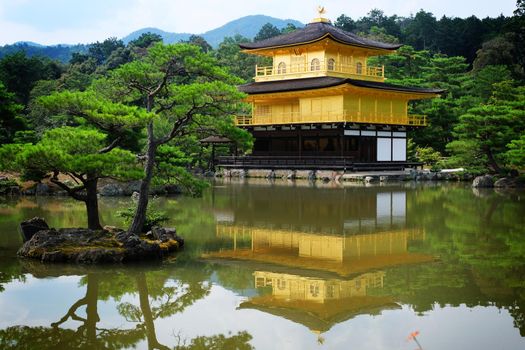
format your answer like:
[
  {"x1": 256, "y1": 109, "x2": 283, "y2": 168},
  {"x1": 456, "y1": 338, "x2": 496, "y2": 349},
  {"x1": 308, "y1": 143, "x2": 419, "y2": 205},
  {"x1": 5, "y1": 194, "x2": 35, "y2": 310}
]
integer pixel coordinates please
[{"x1": 0, "y1": 180, "x2": 524, "y2": 349}]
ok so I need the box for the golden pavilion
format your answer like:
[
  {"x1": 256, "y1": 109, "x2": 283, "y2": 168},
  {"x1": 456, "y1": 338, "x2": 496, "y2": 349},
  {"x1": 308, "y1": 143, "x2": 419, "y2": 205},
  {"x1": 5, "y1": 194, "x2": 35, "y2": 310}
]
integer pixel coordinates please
[{"x1": 221, "y1": 9, "x2": 443, "y2": 170}]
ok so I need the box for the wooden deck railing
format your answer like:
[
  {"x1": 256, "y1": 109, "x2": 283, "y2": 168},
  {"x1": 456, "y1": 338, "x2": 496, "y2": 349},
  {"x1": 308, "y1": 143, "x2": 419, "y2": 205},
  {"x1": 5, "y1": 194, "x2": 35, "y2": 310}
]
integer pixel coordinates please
[
  {"x1": 235, "y1": 111, "x2": 426, "y2": 127},
  {"x1": 217, "y1": 156, "x2": 423, "y2": 170},
  {"x1": 255, "y1": 61, "x2": 385, "y2": 82}
]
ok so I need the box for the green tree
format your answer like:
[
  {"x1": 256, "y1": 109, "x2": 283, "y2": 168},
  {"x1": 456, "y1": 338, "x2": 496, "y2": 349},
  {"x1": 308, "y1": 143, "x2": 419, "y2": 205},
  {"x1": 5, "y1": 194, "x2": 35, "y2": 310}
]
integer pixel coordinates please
[
  {"x1": 96, "y1": 43, "x2": 244, "y2": 234},
  {"x1": 358, "y1": 26, "x2": 399, "y2": 44},
  {"x1": 470, "y1": 65, "x2": 513, "y2": 100},
  {"x1": 185, "y1": 35, "x2": 212, "y2": 53},
  {"x1": 412, "y1": 54, "x2": 469, "y2": 152},
  {"x1": 473, "y1": 35, "x2": 516, "y2": 72},
  {"x1": 88, "y1": 37, "x2": 125, "y2": 65},
  {"x1": 0, "y1": 52, "x2": 63, "y2": 106},
  {"x1": 280, "y1": 23, "x2": 298, "y2": 34},
  {"x1": 505, "y1": 135, "x2": 525, "y2": 169},
  {"x1": 59, "y1": 56, "x2": 99, "y2": 91},
  {"x1": 447, "y1": 83, "x2": 525, "y2": 173},
  {"x1": 1, "y1": 89, "x2": 149, "y2": 229},
  {"x1": 334, "y1": 14, "x2": 356, "y2": 32},
  {"x1": 0, "y1": 82, "x2": 25, "y2": 144},
  {"x1": 0, "y1": 127, "x2": 142, "y2": 229},
  {"x1": 404, "y1": 10, "x2": 438, "y2": 50},
  {"x1": 129, "y1": 32, "x2": 163, "y2": 48},
  {"x1": 214, "y1": 35, "x2": 264, "y2": 82},
  {"x1": 254, "y1": 23, "x2": 281, "y2": 41},
  {"x1": 416, "y1": 146, "x2": 442, "y2": 166}
]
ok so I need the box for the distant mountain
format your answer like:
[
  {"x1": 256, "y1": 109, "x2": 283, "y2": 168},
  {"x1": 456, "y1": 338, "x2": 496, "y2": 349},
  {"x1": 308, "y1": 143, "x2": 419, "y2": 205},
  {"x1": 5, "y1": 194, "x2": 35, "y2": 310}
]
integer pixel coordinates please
[
  {"x1": 121, "y1": 27, "x2": 192, "y2": 46},
  {"x1": 0, "y1": 15, "x2": 303, "y2": 63},
  {"x1": 122, "y1": 15, "x2": 304, "y2": 47},
  {"x1": 13, "y1": 41, "x2": 45, "y2": 47},
  {"x1": 0, "y1": 42, "x2": 88, "y2": 62},
  {"x1": 200, "y1": 15, "x2": 303, "y2": 47}
]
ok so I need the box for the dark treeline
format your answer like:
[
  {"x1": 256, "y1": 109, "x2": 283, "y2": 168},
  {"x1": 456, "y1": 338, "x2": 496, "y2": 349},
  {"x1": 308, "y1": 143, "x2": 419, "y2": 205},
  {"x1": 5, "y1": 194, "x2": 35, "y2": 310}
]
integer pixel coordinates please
[{"x1": 334, "y1": 9, "x2": 521, "y2": 67}]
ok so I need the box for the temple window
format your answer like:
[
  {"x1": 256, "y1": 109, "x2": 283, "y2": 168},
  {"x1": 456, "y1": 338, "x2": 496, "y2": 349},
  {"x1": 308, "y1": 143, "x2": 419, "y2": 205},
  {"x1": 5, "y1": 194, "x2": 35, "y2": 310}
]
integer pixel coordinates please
[
  {"x1": 327, "y1": 285, "x2": 335, "y2": 298},
  {"x1": 256, "y1": 277, "x2": 265, "y2": 287},
  {"x1": 255, "y1": 105, "x2": 270, "y2": 116},
  {"x1": 310, "y1": 284, "x2": 320, "y2": 297},
  {"x1": 356, "y1": 62, "x2": 363, "y2": 74},
  {"x1": 310, "y1": 58, "x2": 321, "y2": 71},
  {"x1": 291, "y1": 55, "x2": 304, "y2": 72},
  {"x1": 277, "y1": 279, "x2": 286, "y2": 290},
  {"x1": 327, "y1": 58, "x2": 335, "y2": 70},
  {"x1": 277, "y1": 62, "x2": 287, "y2": 74}
]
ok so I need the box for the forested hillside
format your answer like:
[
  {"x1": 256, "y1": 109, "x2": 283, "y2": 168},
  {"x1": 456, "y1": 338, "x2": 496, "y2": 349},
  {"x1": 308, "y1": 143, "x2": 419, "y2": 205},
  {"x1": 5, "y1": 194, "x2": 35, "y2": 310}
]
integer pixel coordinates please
[
  {"x1": 1, "y1": 3, "x2": 524, "y2": 175},
  {"x1": 0, "y1": 15, "x2": 303, "y2": 62}
]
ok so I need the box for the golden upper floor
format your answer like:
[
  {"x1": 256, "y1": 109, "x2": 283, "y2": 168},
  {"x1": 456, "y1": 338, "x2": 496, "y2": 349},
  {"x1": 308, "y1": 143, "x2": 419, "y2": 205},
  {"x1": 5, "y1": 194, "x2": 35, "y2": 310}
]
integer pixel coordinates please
[
  {"x1": 240, "y1": 20, "x2": 401, "y2": 83},
  {"x1": 253, "y1": 43, "x2": 386, "y2": 82}
]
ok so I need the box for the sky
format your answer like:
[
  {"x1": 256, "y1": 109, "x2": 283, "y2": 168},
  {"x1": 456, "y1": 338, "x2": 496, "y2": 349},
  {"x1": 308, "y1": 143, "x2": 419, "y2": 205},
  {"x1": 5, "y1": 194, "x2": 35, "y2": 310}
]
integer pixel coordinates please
[{"x1": 0, "y1": 0, "x2": 518, "y2": 45}]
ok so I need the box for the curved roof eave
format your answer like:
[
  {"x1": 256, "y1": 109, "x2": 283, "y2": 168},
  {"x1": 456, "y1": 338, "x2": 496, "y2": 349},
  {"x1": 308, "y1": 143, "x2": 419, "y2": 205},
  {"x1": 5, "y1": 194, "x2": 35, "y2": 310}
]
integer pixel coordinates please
[
  {"x1": 238, "y1": 77, "x2": 445, "y2": 96},
  {"x1": 239, "y1": 22, "x2": 402, "y2": 51},
  {"x1": 239, "y1": 33, "x2": 402, "y2": 52}
]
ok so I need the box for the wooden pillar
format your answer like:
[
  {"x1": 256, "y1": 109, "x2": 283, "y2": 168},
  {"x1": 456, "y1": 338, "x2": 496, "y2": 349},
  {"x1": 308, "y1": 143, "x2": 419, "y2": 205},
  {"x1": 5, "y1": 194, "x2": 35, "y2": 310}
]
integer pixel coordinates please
[
  {"x1": 298, "y1": 130, "x2": 302, "y2": 159},
  {"x1": 211, "y1": 144, "x2": 216, "y2": 170},
  {"x1": 340, "y1": 133, "x2": 344, "y2": 158}
]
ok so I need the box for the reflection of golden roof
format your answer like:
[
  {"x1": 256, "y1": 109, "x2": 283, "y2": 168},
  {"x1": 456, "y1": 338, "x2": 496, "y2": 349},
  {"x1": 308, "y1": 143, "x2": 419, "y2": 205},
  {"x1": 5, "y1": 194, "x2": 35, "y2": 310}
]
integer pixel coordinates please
[
  {"x1": 203, "y1": 249, "x2": 435, "y2": 277},
  {"x1": 239, "y1": 295, "x2": 400, "y2": 333}
]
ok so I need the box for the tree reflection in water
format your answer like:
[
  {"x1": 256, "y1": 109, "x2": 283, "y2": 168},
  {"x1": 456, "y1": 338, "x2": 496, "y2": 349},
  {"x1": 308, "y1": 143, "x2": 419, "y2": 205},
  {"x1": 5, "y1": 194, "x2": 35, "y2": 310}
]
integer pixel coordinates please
[{"x1": 0, "y1": 269, "x2": 253, "y2": 350}]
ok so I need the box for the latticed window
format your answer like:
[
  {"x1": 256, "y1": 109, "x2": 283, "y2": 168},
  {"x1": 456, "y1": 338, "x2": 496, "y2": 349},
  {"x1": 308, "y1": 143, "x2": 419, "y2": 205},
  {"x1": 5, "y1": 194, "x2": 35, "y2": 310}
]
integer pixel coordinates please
[
  {"x1": 356, "y1": 62, "x2": 363, "y2": 74},
  {"x1": 277, "y1": 279, "x2": 286, "y2": 290},
  {"x1": 327, "y1": 58, "x2": 335, "y2": 70},
  {"x1": 310, "y1": 284, "x2": 320, "y2": 297},
  {"x1": 291, "y1": 55, "x2": 304, "y2": 72},
  {"x1": 310, "y1": 58, "x2": 320, "y2": 71},
  {"x1": 255, "y1": 105, "x2": 270, "y2": 116},
  {"x1": 277, "y1": 62, "x2": 286, "y2": 74}
]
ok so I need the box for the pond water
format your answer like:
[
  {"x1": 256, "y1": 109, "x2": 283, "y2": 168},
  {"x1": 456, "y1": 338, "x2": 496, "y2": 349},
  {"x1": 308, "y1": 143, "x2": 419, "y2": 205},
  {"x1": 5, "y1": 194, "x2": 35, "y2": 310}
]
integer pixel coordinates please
[{"x1": 1, "y1": 179, "x2": 524, "y2": 349}]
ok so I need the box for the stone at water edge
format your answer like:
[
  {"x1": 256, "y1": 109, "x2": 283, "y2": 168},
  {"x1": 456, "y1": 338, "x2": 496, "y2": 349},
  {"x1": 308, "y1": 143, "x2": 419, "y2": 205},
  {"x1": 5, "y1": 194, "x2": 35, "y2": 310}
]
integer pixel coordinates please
[
  {"x1": 364, "y1": 176, "x2": 375, "y2": 184},
  {"x1": 20, "y1": 217, "x2": 49, "y2": 242},
  {"x1": 146, "y1": 227, "x2": 184, "y2": 247},
  {"x1": 494, "y1": 177, "x2": 525, "y2": 188},
  {"x1": 472, "y1": 175, "x2": 494, "y2": 188},
  {"x1": 99, "y1": 183, "x2": 124, "y2": 196}
]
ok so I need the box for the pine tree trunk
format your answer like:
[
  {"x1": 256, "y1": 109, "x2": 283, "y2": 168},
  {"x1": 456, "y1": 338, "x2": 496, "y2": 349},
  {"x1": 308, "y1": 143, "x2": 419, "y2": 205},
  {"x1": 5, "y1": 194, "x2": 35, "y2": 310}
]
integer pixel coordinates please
[
  {"x1": 136, "y1": 273, "x2": 169, "y2": 350},
  {"x1": 128, "y1": 123, "x2": 157, "y2": 234},
  {"x1": 486, "y1": 147, "x2": 503, "y2": 174},
  {"x1": 85, "y1": 273, "x2": 100, "y2": 345},
  {"x1": 85, "y1": 177, "x2": 102, "y2": 230}
]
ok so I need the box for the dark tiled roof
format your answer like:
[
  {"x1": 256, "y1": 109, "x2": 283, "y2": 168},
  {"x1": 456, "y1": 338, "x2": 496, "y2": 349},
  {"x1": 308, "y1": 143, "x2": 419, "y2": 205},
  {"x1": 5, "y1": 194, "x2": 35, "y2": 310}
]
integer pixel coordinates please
[
  {"x1": 239, "y1": 22, "x2": 402, "y2": 51},
  {"x1": 199, "y1": 136, "x2": 233, "y2": 144},
  {"x1": 238, "y1": 77, "x2": 445, "y2": 95}
]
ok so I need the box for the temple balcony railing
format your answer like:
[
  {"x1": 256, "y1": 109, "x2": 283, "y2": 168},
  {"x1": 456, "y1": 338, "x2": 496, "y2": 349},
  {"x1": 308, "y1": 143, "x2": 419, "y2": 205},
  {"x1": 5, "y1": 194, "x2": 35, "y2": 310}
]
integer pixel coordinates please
[
  {"x1": 255, "y1": 61, "x2": 385, "y2": 82},
  {"x1": 235, "y1": 111, "x2": 426, "y2": 127}
]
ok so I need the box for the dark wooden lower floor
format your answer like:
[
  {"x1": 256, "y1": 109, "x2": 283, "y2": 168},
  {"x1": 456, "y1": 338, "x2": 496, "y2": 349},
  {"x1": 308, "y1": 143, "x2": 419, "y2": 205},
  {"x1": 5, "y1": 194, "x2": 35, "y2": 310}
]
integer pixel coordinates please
[{"x1": 243, "y1": 124, "x2": 411, "y2": 164}]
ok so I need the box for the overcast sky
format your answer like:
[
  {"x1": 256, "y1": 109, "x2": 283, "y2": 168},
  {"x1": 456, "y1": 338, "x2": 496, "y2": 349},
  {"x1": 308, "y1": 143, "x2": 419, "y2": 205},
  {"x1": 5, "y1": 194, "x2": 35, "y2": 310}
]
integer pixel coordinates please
[{"x1": 0, "y1": 0, "x2": 518, "y2": 45}]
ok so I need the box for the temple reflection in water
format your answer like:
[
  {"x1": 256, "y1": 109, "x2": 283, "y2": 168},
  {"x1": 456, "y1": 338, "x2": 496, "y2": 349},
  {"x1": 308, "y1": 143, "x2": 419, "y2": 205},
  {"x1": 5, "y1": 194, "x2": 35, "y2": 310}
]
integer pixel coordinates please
[{"x1": 205, "y1": 184, "x2": 435, "y2": 334}]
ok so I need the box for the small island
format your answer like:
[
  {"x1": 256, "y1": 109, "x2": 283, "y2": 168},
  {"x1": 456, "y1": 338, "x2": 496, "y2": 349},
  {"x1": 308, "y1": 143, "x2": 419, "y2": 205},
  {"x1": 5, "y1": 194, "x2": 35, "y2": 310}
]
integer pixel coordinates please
[{"x1": 18, "y1": 217, "x2": 183, "y2": 263}]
